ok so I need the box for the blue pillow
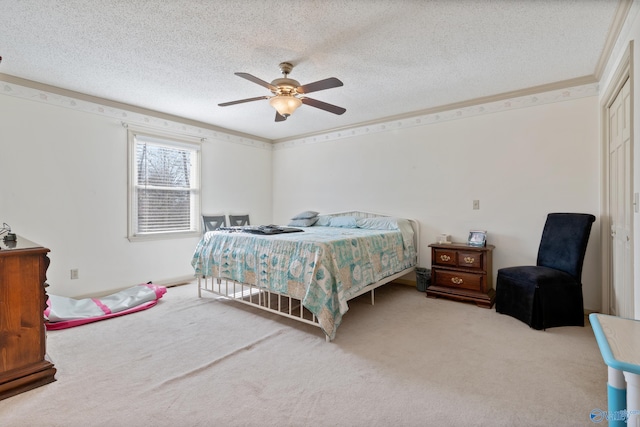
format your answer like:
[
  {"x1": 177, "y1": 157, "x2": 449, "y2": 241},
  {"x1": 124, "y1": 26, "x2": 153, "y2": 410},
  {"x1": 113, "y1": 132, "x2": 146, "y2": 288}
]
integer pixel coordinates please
[
  {"x1": 314, "y1": 215, "x2": 332, "y2": 226},
  {"x1": 329, "y1": 216, "x2": 358, "y2": 228}
]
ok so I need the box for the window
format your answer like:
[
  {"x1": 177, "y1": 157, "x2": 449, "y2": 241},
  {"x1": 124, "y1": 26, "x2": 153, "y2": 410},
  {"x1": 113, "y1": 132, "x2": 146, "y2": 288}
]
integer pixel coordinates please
[{"x1": 128, "y1": 128, "x2": 201, "y2": 240}]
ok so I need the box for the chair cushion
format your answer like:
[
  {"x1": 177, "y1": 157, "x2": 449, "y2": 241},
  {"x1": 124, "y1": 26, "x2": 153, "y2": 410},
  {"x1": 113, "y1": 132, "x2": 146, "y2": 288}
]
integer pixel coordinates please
[
  {"x1": 498, "y1": 265, "x2": 579, "y2": 288},
  {"x1": 496, "y1": 265, "x2": 583, "y2": 329}
]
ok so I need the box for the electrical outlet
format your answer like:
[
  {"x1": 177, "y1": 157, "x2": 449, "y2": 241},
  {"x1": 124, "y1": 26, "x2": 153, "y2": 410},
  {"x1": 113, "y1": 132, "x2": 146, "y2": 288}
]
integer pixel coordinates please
[
  {"x1": 473, "y1": 200, "x2": 480, "y2": 210},
  {"x1": 70, "y1": 269, "x2": 79, "y2": 280}
]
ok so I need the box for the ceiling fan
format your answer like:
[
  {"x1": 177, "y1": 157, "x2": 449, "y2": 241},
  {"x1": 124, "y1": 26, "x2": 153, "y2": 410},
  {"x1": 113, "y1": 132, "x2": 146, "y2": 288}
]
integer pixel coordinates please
[{"x1": 218, "y1": 62, "x2": 346, "y2": 122}]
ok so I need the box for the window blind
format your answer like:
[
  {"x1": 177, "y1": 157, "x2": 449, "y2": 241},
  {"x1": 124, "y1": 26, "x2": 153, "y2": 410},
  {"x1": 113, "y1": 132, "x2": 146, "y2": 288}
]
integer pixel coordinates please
[{"x1": 131, "y1": 133, "x2": 200, "y2": 237}]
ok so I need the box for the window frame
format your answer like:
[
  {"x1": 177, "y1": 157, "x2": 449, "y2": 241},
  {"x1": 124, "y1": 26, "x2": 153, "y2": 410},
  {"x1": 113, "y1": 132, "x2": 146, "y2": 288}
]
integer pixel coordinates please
[{"x1": 127, "y1": 127, "x2": 201, "y2": 241}]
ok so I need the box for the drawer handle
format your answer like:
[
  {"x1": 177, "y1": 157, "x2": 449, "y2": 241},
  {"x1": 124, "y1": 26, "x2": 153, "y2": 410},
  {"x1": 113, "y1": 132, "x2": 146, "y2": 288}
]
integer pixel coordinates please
[
  {"x1": 464, "y1": 256, "x2": 475, "y2": 264},
  {"x1": 451, "y1": 277, "x2": 464, "y2": 285},
  {"x1": 440, "y1": 255, "x2": 451, "y2": 262}
]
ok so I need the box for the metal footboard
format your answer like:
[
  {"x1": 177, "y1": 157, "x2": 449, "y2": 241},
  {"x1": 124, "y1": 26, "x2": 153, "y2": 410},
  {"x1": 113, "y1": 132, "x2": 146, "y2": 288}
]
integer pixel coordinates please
[
  {"x1": 197, "y1": 273, "x2": 330, "y2": 341},
  {"x1": 196, "y1": 264, "x2": 415, "y2": 342}
]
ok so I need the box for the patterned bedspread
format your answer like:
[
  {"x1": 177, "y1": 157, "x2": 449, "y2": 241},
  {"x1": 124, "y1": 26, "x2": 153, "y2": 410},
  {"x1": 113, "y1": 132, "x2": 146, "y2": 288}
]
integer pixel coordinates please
[{"x1": 191, "y1": 226, "x2": 416, "y2": 339}]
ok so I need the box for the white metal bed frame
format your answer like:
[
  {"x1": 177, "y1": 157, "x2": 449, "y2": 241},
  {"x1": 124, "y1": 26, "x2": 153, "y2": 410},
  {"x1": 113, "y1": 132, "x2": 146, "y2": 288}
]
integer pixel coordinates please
[{"x1": 196, "y1": 211, "x2": 420, "y2": 341}]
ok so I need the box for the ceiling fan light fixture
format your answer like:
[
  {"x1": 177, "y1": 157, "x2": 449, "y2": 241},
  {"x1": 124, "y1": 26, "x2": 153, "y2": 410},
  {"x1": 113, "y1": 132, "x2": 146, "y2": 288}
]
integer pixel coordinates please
[
  {"x1": 219, "y1": 63, "x2": 345, "y2": 122},
  {"x1": 269, "y1": 95, "x2": 302, "y2": 117}
]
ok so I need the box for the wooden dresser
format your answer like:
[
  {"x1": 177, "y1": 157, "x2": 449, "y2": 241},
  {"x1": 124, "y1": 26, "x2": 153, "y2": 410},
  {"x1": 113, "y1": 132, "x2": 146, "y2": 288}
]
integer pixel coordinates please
[
  {"x1": 427, "y1": 242, "x2": 495, "y2": 308},
  {"x1": 0, "y1": 236, "x2": 56, "y2": 400}
]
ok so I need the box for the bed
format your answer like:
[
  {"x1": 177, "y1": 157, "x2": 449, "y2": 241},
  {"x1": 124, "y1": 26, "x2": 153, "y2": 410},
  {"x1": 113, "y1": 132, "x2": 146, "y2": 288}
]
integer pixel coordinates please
[{"x1": 191, "y1": 211, "x2": 419, "y2": 341}]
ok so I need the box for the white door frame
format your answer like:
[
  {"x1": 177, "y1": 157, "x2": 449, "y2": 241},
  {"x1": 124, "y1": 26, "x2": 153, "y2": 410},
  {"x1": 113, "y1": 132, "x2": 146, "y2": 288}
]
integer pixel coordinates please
[{"x1": 601, "y1": 41, "x2": 634, "y2": 315}]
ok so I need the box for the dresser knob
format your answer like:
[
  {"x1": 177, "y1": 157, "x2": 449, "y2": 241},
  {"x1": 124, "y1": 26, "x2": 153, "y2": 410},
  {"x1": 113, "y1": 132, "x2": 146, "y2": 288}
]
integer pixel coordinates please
[
  {"x1": 440, "y1": 255, "x2": 451, "y2": 262},
  {"x1": 451, "y1": 277, "x2": 463, "y2": 285},
  {"x1": 464, "y1": 256, "x2": 475, "y2": 264}
]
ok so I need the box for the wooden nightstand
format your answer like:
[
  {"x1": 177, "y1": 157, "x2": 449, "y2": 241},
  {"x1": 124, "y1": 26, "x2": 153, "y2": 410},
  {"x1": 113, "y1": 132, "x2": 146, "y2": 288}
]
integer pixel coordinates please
[{"x1": 427, "y1": 242, "x2": 495, "y2": 308}]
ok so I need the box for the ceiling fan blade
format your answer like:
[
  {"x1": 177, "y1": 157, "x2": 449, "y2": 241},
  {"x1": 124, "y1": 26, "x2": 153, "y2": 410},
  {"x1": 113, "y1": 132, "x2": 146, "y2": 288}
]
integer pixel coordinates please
[
  {"x1": 297, "y1": 77, "x2": 343, "y2": 94},
  {"x1": 275, "y1": 112, "x2": 287, "y2": 122},
  {"x1": 235, "y1": 72, "x2": 277, "y2": 91},
  {"x1": 300, "y1": 97, "x2": 346, "y2": 115},
  {"x1": 218, "y1": 96, "x2": 269, "y2": 107}
]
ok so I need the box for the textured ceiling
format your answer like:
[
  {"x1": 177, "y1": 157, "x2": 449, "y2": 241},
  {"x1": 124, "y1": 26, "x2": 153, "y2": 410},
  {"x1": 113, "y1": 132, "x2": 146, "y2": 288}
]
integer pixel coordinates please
[{"x1": 0, "y1": 0, "x2": 625, "y2": 142}]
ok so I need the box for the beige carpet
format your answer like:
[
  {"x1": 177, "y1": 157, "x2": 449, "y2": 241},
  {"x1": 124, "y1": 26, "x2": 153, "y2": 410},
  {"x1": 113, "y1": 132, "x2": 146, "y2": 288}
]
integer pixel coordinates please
[{"x1": 0, "y1": 282, "x2": 607, "y2": 426}]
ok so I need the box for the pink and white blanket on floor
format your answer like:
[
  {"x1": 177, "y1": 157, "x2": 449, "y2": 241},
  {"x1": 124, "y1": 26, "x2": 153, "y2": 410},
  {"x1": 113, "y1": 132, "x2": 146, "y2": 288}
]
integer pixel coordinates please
[{"x1": 44, "y1": 283, "x2": 167, "y2": 330}]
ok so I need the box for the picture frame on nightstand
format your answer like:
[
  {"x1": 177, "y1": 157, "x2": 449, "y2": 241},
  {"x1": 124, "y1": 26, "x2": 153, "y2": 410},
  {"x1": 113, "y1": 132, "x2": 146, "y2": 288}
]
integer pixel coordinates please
[{"x1": 468, "y1": 230, "x2": 487, "y2": 247}]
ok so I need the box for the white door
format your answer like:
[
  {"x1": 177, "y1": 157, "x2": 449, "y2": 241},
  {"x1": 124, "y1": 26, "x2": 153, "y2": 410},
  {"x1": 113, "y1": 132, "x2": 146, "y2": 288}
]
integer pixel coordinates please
[{"x1": 608, "y1": 77, "x2": 633, "y2": 317}]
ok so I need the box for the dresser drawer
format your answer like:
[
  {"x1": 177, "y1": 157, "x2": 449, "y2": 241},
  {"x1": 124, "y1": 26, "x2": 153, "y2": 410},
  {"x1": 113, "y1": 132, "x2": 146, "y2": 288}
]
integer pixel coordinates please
[
  {"x1": 432, "y1": 269, "x2": 483, "y2": 292},
  {"x1": 457, "y1": 251, "x2": 483, "y2": 270},
  {"x1": 433, "y1": 248, "x2": 458, "y2": 267}
]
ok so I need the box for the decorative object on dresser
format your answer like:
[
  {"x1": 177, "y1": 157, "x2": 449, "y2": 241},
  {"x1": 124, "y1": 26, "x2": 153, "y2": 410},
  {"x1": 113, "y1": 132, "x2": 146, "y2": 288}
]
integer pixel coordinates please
[
  {"x1": 427, "y1": 242, "x2": 495, "y2": 308},
  {"x1": 437, "y1": 233, "x2": 451, "y2": 244},
  {"x1": 0, "y1": 236, "x2": 56, "y2": 400},
  {"x1": 467, "y1": 230, "x2": 487, "y2": 247}
]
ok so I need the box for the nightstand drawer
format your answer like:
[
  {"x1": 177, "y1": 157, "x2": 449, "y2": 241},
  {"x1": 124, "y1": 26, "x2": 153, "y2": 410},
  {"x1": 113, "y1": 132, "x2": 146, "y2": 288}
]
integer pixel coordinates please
[
  {"x1": 433, "y1": 269, "x2": 482, "y2": 292},
  {"x1": 457, "y1": 251, "x2": 483, "y2": 270},
  {"x1": 433, "y1": 248, "x2": 457, "y2": 267}
]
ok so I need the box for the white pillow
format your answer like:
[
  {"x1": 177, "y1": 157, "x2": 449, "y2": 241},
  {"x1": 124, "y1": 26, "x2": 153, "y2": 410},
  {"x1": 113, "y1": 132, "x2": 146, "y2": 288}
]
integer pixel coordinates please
[
  {"x1": 356, "y1": 217, "x2": 400, "y2": 230},
  {"x1": 356, "y1": 217, "x2": 415, "y2": 250}
]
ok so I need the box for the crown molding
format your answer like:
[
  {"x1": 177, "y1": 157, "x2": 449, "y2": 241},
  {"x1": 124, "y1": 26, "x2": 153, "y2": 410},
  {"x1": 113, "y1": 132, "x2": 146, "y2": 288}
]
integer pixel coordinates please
[
  {"x1": 0, "y1": 73, "x2": 272, "y2": 150},
  {"x1": 594, "y1": 0, "x2": 633, "y2": 80},
  {"x1": 1, "y1": 72, "x2": 599, "y2": 152},
  {"x1": 272, "y1": 76, "x2": 599, "y2": 150}
]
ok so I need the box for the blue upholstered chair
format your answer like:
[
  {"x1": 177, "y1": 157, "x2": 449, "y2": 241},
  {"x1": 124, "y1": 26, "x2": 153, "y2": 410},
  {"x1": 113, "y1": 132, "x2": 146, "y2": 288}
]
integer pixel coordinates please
[
  {"x1": 228, "y1": 214, "x2": 250, "y2": 226},
  {"x1": 495, "y1": 213, "x2": 596, "y2": 330},
  {"x1": 202, "y1": 215, "x2": 226, "y2": 232}
]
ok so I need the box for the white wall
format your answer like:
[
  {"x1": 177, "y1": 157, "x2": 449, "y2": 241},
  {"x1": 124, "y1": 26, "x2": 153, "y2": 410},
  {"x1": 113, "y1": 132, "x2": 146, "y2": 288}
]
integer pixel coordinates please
[
  {"x1": 273, "y1": 96, "x2": 602, "y2": 311},
  {"x1": 0, "y1": 94, "x2": 272, "y2": 297},
  {"x1": 0, "y1": 65, "x2": 603, "y2": 313},
  {"x1": 201, "y1": 139, "x2": 272, "y2": 225}
]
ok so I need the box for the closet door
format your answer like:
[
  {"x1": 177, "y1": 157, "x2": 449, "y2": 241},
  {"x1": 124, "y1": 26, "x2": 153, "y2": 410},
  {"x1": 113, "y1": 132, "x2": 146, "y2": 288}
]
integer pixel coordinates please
[{"x1": 608, "y1": 77, "x2": 633, "y2": 317}]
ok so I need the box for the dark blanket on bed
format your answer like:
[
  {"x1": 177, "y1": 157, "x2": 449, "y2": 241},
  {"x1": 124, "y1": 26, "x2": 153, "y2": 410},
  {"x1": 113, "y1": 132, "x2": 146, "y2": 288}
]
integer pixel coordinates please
[{"x1": 218, "y1": 225, "x2": 304, "y2": 235}]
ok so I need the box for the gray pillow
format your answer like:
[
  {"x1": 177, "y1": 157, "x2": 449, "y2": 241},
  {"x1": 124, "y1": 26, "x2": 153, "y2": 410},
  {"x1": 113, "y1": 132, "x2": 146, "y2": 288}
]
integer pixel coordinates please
[
  {"x1": 288, "y1": 217, "x2": 319, "y2": 227},
  {"x1": 291, "y1": 210, "x2": 319, "y2": 220}
]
